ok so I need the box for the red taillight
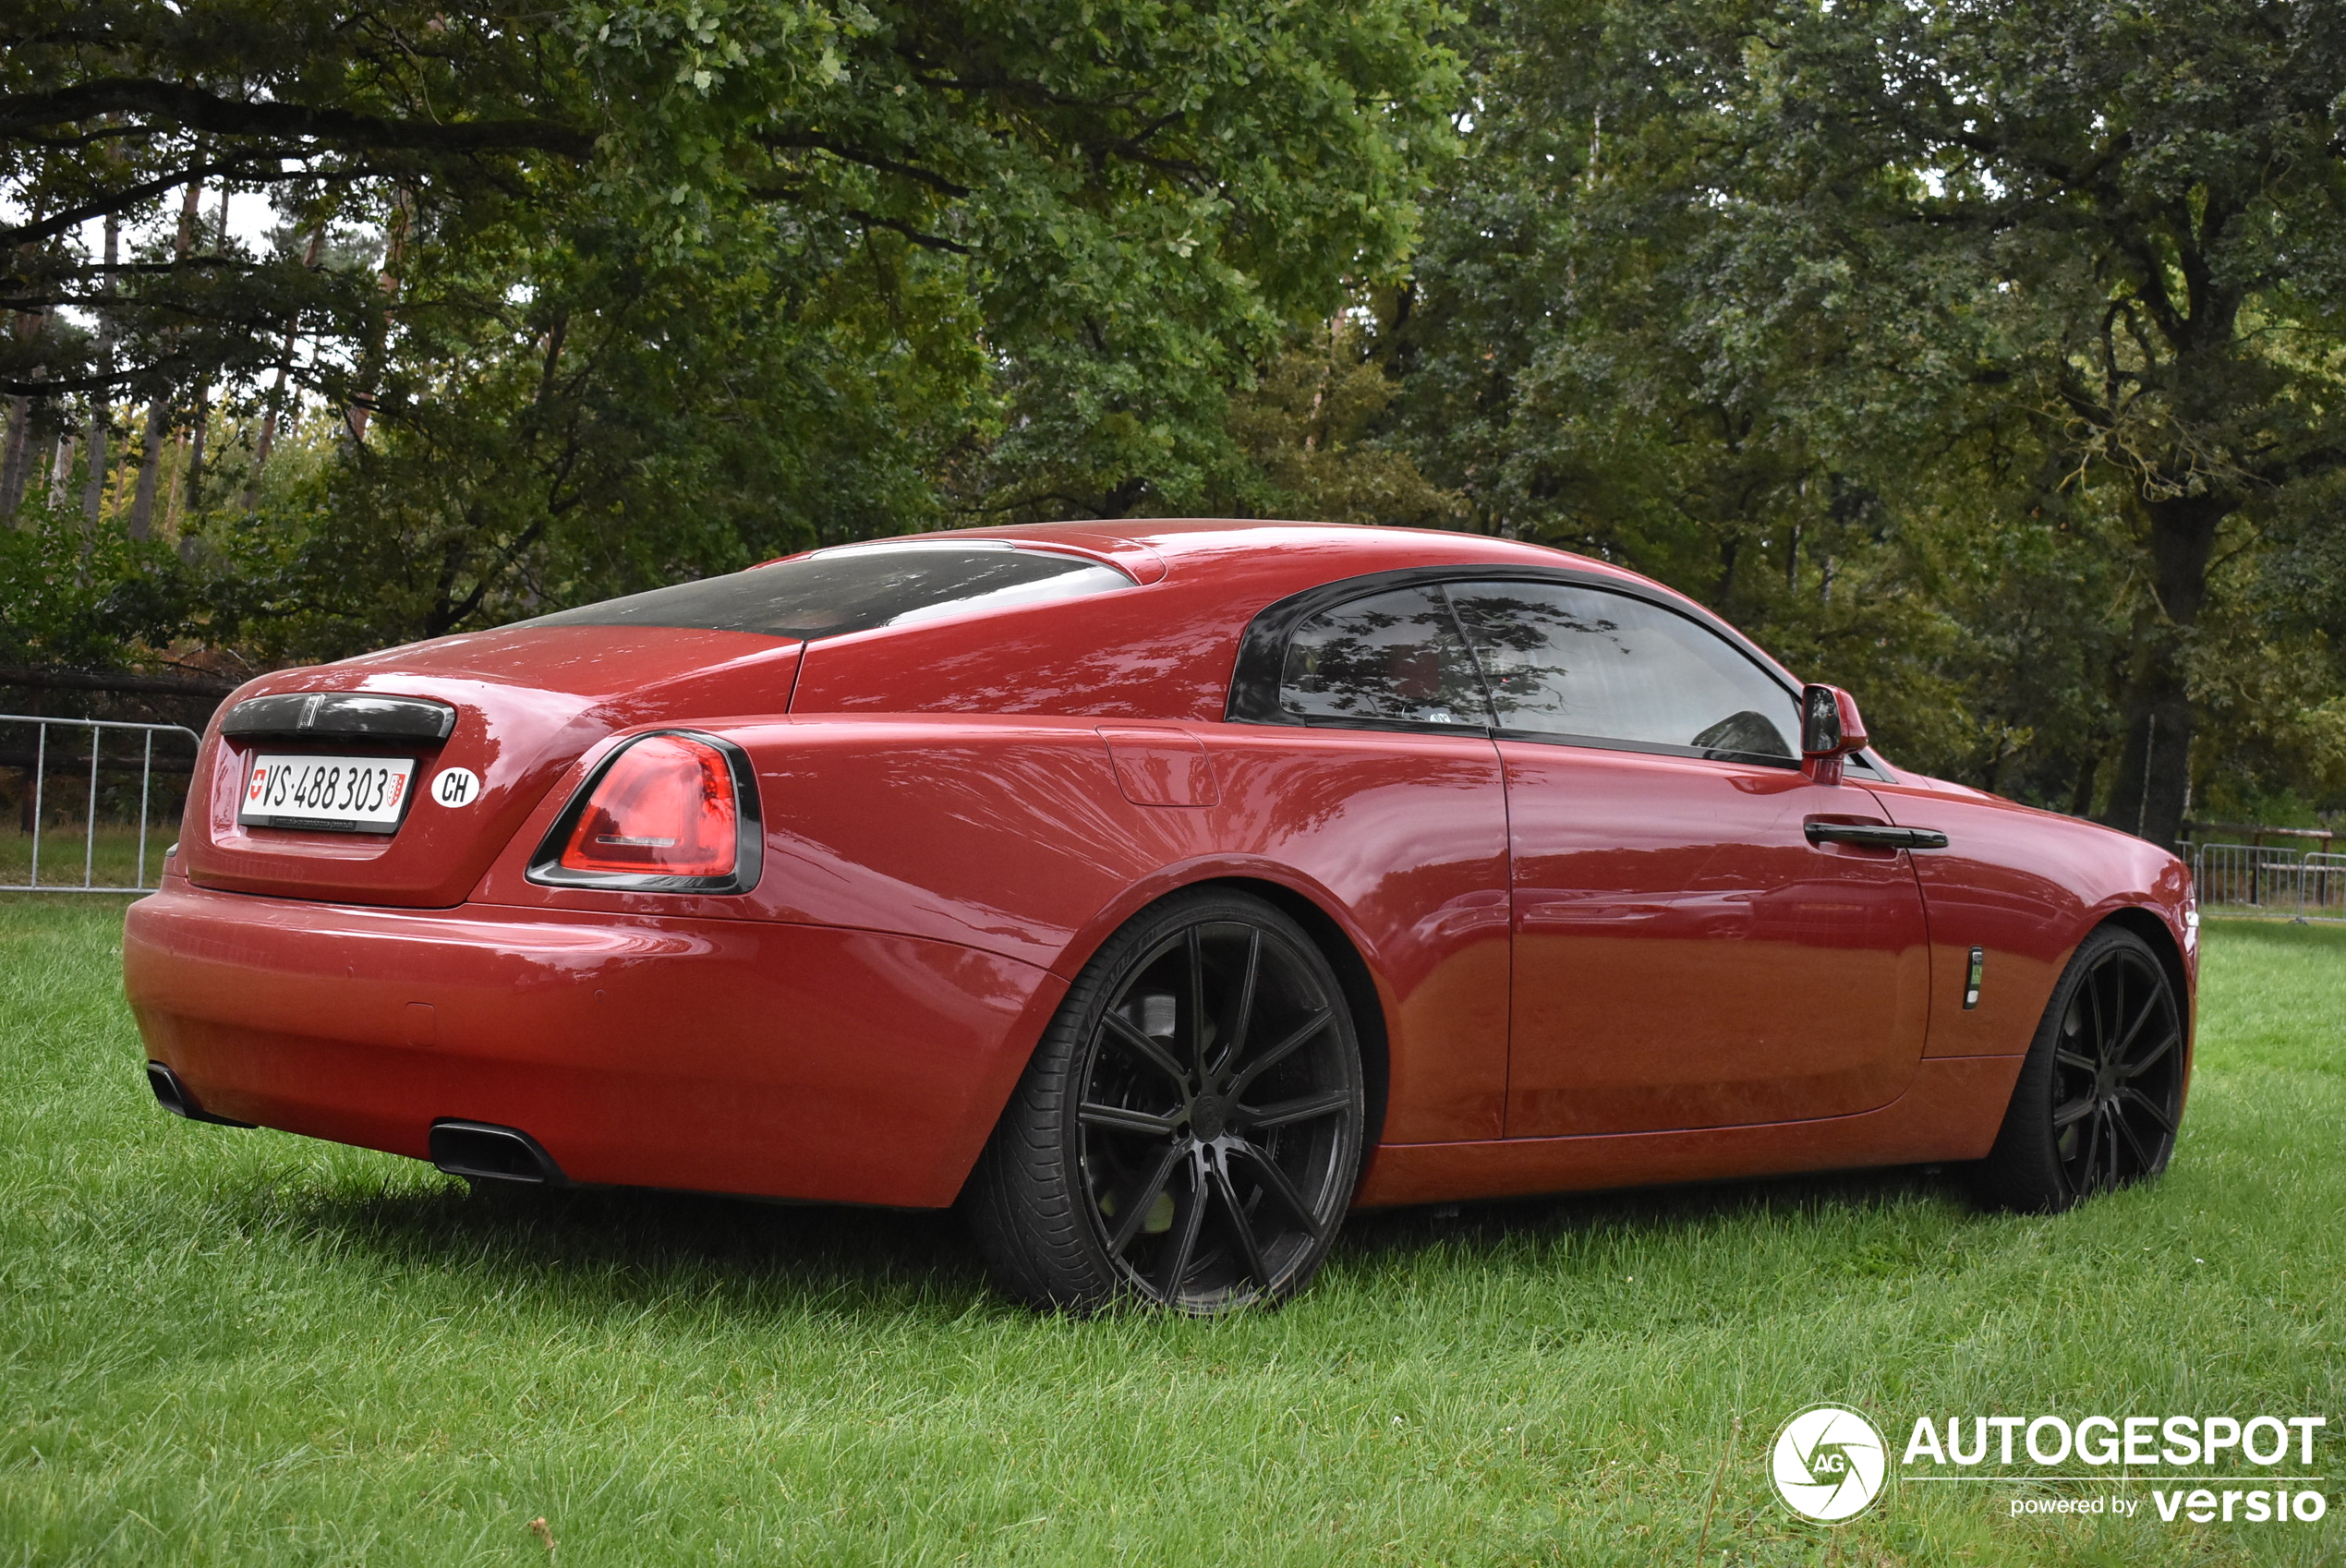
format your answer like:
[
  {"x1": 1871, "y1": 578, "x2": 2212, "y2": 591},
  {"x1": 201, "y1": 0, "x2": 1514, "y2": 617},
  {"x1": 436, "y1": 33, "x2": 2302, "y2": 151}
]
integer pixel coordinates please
[{"x1": 558, "y1": 735, "x2": 738, "y2": 876}]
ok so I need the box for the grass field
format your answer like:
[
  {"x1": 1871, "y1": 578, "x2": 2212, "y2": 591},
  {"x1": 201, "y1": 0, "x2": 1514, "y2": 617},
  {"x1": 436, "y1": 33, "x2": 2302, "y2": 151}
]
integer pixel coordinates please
[
  {"x1": 3, "y1": 899, "x2": 2340, "y2": 1565},
  {"x1": 0, "y1": 826, "x2": 178, "y2": 893}
]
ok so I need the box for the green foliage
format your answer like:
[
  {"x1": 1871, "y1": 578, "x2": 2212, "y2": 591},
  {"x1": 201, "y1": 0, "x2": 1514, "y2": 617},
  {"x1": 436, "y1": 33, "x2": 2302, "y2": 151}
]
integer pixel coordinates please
[
  {"x1": 5, "y1": 0, "x2": 2342, "y2": 825},
  {"x1": 1385, "y1": 0, "x2": 2346, "y2": 821},
  {"x1": 1223, "y1": 314, "x2": 1465, "y2": 526},
  {"x1": 3, "y1": 0, "x2": 1460, "y2": 654},
  {"x1": 0, "y1": 505, "x2": 195, "y2": 670}
]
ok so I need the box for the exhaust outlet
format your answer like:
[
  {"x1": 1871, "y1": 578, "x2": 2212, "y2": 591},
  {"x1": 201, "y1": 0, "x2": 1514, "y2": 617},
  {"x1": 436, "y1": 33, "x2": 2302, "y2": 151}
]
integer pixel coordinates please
[
  {"x1": 429, "y1": 1120, "x2": 565, "y2": 1185},
  {"x1": 145, "y1": 1062, "x2": 254, "y2": 1128}
]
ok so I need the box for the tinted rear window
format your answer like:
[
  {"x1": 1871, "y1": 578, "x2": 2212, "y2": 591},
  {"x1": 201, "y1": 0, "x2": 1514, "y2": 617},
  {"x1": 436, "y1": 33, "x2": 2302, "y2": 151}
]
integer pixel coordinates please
[
  {"x1": 1278, "y1": 585, "x2": 1492, "y2": 729},
  {"x1": 518, "y1": 544, "x2": 1131, "y2": 641}
]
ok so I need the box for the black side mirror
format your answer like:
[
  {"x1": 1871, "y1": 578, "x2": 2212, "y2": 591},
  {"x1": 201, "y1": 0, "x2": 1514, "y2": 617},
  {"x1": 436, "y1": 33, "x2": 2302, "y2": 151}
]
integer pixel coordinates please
[{"x1": 1800, "y1": 684, "x2": 1869, "y2": 785}]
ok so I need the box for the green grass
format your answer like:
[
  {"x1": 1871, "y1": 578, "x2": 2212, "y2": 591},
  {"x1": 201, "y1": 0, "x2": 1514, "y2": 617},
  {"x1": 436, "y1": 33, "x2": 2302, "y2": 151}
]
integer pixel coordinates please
[
  {"x1": 0, "y1": 826, "x2": 178, "y2": 892},
  {"x1": 3, "y1": 900, "x2": 2340, "y2": 1565}
]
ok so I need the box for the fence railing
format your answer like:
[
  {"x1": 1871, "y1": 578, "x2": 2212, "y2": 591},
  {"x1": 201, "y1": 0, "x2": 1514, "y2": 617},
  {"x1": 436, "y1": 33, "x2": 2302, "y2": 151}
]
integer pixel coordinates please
[
  {"x1": 1, "y1": 714, "x2": 203, "y2": 894},
  {"x1": 2192, "y1": 840, "x2": 2346, "y2": 921}
]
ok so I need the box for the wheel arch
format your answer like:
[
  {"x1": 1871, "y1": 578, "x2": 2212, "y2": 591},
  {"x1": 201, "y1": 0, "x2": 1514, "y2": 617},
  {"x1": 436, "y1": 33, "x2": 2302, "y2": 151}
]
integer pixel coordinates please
[
  {"x1": 1042, "y1": 871, "x2": 1394, "y2": 1152},
  {"x1": 1191, "y1": 874, "x2": 1393, "y2": 1152},
  {"x1": 2097, "y1": 904, "x2": 2195, "y2": 1066}
]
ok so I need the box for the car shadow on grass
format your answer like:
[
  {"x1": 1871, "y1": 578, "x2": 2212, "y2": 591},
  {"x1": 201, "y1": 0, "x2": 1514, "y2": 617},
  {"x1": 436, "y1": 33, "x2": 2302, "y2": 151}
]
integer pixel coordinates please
[
  {"x1": 248, "y1": 1174, "x2": 1003, "y2": 1318},
  {"x1": 237, "y1": 1156, "x2": 1980, "y2": 1322},
  {"x1": 1342, "y1": 1162, "x2": 1968, "y2": 1253}
]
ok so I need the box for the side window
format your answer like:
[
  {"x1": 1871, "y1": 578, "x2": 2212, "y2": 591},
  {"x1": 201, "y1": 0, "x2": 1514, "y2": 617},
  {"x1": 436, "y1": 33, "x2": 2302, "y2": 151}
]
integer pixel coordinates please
[
  {"x1": 1279, "y1": 586, "x2": 1493, "y2": 729},
  {"x1": 1446, "y1": 582, "x2": 1800, "y2": 763}
]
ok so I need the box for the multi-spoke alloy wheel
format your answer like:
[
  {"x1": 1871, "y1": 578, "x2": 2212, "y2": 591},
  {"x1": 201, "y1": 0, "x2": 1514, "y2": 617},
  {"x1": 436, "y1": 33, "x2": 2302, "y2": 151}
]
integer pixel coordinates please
[
  {"x1": 1969, "y1": 925, "x2": 2187, "y2": 1212},
  {"x1": 966, "y1": 891, "x2": 1365, "y2": 1313}
]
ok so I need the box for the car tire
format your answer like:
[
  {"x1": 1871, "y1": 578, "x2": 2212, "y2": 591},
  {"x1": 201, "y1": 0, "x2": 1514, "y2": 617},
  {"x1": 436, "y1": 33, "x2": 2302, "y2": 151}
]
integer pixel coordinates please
[
  {"x1": 1966, "y1": 923, "x2": 2187, "y2": 1213},
  {"x1": 964, "y1": 888, "x2": 1366, "y2": 1314}
]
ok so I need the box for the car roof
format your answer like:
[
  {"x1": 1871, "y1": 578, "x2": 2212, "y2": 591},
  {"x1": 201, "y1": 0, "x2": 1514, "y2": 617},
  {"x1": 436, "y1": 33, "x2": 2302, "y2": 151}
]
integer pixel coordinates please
[
  {"x1": 864, "y1": 520, "x2": 1706, "y2": 627},
  {"x1": 920, "y1": 517, "x2": 1661, "y2": 591},
  {"x1": 770, "y1": 518, "x2": 1800, "y2": 724}
]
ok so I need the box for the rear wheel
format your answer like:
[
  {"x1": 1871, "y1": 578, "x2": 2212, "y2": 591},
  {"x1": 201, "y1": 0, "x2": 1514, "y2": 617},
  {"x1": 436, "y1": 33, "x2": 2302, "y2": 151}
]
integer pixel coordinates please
[
  {"x1": 965, "y1": 890, "x2": 1365, "y2": 1314},
  {"x1": 1968, "y1": 924, "x2": 2186, "y2": 1212}
]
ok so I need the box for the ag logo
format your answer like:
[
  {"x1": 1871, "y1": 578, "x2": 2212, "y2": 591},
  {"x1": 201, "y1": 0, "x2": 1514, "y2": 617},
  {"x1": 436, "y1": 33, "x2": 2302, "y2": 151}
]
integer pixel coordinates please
[
  {"x1": 429, "y1": 767, "x2": 482, "y2": 807},
  {"x1": 1771, "y1": 1405, "x2": 1887, "y2": 1522}
]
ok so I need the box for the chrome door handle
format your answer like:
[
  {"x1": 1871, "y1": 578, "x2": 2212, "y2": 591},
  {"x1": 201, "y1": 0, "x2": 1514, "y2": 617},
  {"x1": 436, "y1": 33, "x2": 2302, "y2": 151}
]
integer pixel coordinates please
[{"x1": 1804, "y1": 821, "x2": 1950, "y2": 850}]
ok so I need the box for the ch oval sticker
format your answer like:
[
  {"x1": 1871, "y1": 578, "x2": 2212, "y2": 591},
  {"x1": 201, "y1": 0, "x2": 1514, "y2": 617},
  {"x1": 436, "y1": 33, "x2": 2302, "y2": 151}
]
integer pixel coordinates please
[{"x1": 429, "y1": 767, "x2": 482, "y2": 808}]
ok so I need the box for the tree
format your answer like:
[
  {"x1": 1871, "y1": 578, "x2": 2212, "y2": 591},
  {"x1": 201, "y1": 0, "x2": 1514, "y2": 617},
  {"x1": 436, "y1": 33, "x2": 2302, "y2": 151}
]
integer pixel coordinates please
[
  {"x1": 1774, "y1": 0, "x2": 2346, "y2": 846},
  {"x1": 1388, "y1": 0, "x2": 2346, "y2": 844},
  {"x1": 1, "y1": 0, "x2": 1458, "y2": 657}
]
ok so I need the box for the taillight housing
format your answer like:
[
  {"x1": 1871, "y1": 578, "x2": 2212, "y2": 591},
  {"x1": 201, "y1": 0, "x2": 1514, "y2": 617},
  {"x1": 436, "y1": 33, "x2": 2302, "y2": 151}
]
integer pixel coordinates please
[{"x1": 527, "y1": 731, "x2": 761, "y2": 892}]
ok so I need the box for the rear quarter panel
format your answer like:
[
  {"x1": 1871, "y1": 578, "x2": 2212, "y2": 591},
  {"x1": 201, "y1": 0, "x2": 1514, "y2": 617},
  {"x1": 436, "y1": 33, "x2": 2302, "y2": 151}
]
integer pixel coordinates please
[{"x1": 473, "y1": 715, "x2": 1514, "y2": 1143}]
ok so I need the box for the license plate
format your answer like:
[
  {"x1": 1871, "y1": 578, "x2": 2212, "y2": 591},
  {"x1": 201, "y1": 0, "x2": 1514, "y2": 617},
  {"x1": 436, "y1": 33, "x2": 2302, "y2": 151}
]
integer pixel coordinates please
[{"x1": 239, "y1": 754, "x2": 418, "y2": 834}]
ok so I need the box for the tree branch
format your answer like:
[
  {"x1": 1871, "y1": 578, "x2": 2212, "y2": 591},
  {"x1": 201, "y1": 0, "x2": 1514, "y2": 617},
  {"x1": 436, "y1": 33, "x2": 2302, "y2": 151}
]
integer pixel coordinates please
[
  {"x1": 755, "y1": 130, "x2": 973, "y2": 198},
  {"x1": 0, "y1": 77, "x2": 596, "y2": 160}
]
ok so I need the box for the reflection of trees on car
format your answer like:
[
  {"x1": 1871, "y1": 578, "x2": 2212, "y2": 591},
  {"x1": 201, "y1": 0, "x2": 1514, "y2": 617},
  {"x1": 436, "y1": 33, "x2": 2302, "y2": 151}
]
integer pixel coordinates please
[
  {"x1": 1448, "y1": 583, "x2": 1800, "y2": 762},
  {"x1": 1280, "y1": 593, "x2": 1481, "y2": 727},
  {"x1": 1449, "y1": 590, "x2": 1621, "y2": 730}
]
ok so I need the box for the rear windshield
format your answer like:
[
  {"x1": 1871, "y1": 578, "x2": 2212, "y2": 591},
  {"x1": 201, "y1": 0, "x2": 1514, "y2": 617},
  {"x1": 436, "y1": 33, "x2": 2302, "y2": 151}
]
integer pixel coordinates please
[{"x1": 518, "y1": 543, "x2": 1131, "y2": 641}]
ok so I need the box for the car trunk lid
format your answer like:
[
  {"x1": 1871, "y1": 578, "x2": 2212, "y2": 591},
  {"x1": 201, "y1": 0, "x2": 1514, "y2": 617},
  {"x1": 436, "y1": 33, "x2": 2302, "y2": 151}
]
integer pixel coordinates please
[{"x1": 182, "y1": 624, "x2": 801, "y2": 908}]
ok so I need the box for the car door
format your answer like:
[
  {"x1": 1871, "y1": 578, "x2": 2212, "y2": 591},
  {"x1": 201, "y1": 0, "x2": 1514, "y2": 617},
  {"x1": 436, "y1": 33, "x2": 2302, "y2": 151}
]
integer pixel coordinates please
[
  {"x1": 1443, "y1": 578, "x2": 1935, "y2": 1137},
  {"x1": 1235, "y1": 580, "x2": 1517, "y2": 1140}
]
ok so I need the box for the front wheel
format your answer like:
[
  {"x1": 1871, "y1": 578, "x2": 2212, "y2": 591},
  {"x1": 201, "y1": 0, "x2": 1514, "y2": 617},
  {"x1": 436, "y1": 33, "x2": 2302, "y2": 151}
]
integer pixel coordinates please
[
  {"x1": 1967, "y1": 924, "x2": 2187, "y2": 1212},
  {"x1": 964, "y1": 890, "x2": 1365, "y2": 1314}
]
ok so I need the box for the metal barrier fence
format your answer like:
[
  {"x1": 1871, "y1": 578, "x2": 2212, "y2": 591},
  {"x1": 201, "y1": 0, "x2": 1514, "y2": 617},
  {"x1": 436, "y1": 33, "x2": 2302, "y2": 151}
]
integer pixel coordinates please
[
  {"x1": 1, "y1": 714, "x2": 203, "y2": 893},
  {"x1": 2192, "y1": 839, "x2": 2346, "y2": 921}
]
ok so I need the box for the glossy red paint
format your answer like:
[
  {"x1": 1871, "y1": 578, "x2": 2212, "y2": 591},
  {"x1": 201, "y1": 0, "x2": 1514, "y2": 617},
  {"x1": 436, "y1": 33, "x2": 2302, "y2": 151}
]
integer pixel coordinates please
[
  {"x1": 1500, "y1": 742, "x2": 1932, "y2": 1136},
  {"x1": 1864, "y1": 774, "x2": 2199, "y2": 1067},
  {"x1": 127, "y1": 878, "x2": 1058, "y2": 1205},
  {"x1": 1359, "y1": 1055, "x2": 2026, "y2": 1208},
  {"x1": 785, "y1": 523, "x2": 1651, "y2": 721},
  {"x1": 123, "y1": 520, "x2": 2195, "y2": 1222},
  {"x1": 182, "y1": 625, "x2": 802, "y2": 907},
  {"x1": 466, "y1": 715, "x2": 1513, "y2": 1142},
  {"x1": 1098, "y1": 725, "x2": 1218, "y2": 808}
]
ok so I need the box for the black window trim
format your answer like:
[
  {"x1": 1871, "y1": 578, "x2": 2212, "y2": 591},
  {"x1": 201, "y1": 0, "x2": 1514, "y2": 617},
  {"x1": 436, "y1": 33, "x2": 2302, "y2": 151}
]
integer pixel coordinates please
[{"x1": 1225, "y1": 564, "x2": 1888, "y2": 778}]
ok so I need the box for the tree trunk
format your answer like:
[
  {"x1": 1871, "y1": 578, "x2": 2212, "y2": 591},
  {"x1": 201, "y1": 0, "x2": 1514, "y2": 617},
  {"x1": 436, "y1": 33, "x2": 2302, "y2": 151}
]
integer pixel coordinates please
[
  {"x1": 127, "y1": 399, "x2": 168, "y2": 540},
  {"x1": 80, "y1": 405, "x2": 109, "y2": 531},
  {"x1": 2100, "y1": 491, "x2": 2226, "y2": 850},
  {"x1": 81, "y1": 215, "x2": 121, "y2": 542},
  {"x1": 247, "y1": 355, "x2": 290, "y2": 509},
  {"x1": 165, "y1": 427, "x2": 189, "y2": 537},
  {"x1": 0, "y1": 390, "x2": 30, "y2": 518},
  {"x1": 45, "y1": 428, "x2": 74, "y2": 513},
  {"x1": 0, "y1": 305, "x2": 39, "y2": 515},
  {"x1": 183, "y1": 392, "x2": 207, "y2": 515},
  {"x1": 345, "y1": 187, "x2": 413, "y2": 447},
  {"x1": 248, "y1": 227, "x2": 323, "y2": 508},
  {"x1": 183, "y1": 187, "x2": 229, "y2": 522},
  {"x1": 127, "y1": 180, "x2": 203, "y2": 541},
  {"x1": 2067, "y1": 752, "x2": 2098, "y2": 818}
]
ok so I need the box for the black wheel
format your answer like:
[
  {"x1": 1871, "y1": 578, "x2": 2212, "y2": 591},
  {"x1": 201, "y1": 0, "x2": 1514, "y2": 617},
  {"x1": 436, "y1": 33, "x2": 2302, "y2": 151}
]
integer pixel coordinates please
[
  {"x1": 964, "y1": 889, "x2": 1365, "y2": 1314},
  {"x1": 1968, "y1": 924, "x2": 2187, "y2": 1212}
]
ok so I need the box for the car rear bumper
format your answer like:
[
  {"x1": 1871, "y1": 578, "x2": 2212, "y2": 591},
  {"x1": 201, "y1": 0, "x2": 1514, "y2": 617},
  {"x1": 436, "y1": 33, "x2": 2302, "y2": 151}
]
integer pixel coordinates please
[{"x1": 123, "y1": 879, "x2": 1064, "y2": 1207}]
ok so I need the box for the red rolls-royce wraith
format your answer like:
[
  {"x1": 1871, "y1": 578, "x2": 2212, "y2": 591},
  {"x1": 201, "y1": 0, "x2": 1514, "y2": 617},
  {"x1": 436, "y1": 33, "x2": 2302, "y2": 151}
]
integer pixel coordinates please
[{"x1": 123, "y1": 522, "x2": 2196, "y2": 1312}]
